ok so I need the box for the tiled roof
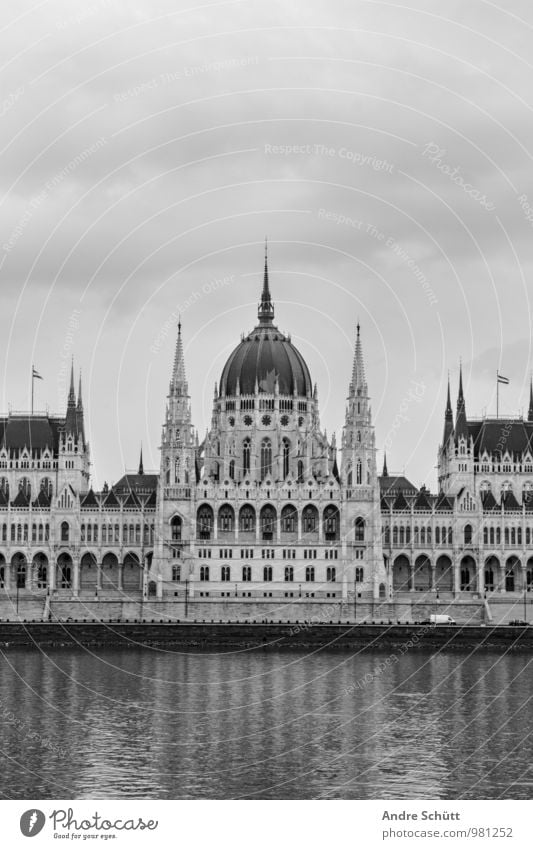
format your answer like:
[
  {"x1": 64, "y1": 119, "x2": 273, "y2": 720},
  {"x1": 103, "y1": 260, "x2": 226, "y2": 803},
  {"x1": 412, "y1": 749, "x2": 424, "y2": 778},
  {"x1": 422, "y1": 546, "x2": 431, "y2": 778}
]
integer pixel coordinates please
[
  {"x1": 81, "y1": 489, "x2": 99, "y2": 508},
  {"x1": 0, "y1": 415, "x2": 63, "y2": 454},
  {"x1": 481, "y1": 491, "x2": 499, "y2": 512},
  {"x1": 502, "y1": 490, "x2": 521, "y2": 511},
  {"x1": 12, "y1": 488, "x2": 29, "y2": 507},
  {"x1": 102, "y1": 489, "x2": 120, "y2": 509},
  {"x1": 469, "y1": 419, "x2": 533, "y2": 457},
  {"x1": 414, "y1": 489, "x2": 432, "y2": 510},
  {"x1": 393, "y1": 491, "x2": 410, "y2": 510},
  {"x1": 32, "y1": 489, "x2": 51, "y2": 508},
  {"x1": 435, "y1": 492, "x2": 454, "y2": 511},
  {"x1": 113, "y1": 474, "x2": 158, "y2": 494},
  {"x1": 379, "y1": 475, "x2": 418, "y2": 496}
]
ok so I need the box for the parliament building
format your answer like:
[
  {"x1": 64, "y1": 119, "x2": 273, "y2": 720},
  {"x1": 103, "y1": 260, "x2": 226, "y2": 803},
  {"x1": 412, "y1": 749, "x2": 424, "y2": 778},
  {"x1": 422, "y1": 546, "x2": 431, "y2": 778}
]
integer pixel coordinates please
[{"x1": 1, "y1": 250, "x2": 533, "y2": 614}]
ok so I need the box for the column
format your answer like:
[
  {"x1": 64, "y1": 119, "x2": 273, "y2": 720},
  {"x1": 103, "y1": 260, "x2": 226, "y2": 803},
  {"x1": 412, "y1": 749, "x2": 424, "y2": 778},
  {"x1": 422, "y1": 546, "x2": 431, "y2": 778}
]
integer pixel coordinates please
[
  {"x1": 430, "y1": 562, "x2": 436, "y2": 592},
  {"x1": 72, "y1": 556, "x2": 80, "y2": 597},
  {"x1": 97, "y1": 561, "x2": 102, "y2": 590},
  {"x1": 409, "y1": 562, "x2": 415, "y2": 592}
]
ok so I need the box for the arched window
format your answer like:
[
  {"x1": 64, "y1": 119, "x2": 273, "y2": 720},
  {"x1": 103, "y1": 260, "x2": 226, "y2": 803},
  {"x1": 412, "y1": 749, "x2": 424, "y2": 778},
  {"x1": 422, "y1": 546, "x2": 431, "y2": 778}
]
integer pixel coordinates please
[
  {"x1": 347, "y1": 470, "x2": 353, "y2": 486},
  {"x1": 356, "y1": 431, "x2": 361, "y2": 443},
  {"x1": 305, "y1": 566, "x2": 315, "y2": 581},
  {"x1": 174, "y1": 457, "x2": 180, "y2": 483},
  {"x1": 219, "y1": 505, "x2": 234, "y2": 532},
  {"x1": 284, "y1": 566, "x2": 294, "y2": 582},
  {"x1": 354, "y1": 517, "x2": 365, "y2": 542},
  {"x1": 484, "y1": 568, "x2": 494, "y2": 591},
  {"x1": 200, "y1": 565, "x2": 210, "y2": 582},
  {"x1": 464, "y1": 524, "x2": 473, "y2": 545},
  {"x1": 282, "y1": 438, "x2": 291, "y2": 479},
  {"x1": 281, "y1": 505, "x2": 297, "y2": 534},
  {"x1": 302, "y1": 505, "x2": 318, "y2": 533},
  {"x1": 324, "y1": 506, "x2": 340, "y2": 540},
  {"x1": 170, "y1": 516, "x2": 182, "y2": 541},
  {"x1": 261, "y1": 506, "x2": 276, "y2": 540},
  {"x1": 297, "y1": 460, "x2": 304, "y2": 483},
  {"x1": 60, "y1": 521, "x2": 69, "y2": 542},
  {"x1": 242, "y1": 438, "x2": 251, "y2": 474},
  {"x1": 239, "y1": 505, "x2": 256, "y2": 533},
  {"x1": 326, "y1": 567, "x2": 336, "y2": 582},
  {"x1": 356, "y1": 459, "x2": 362, "y2": 485},
  {"x1": 242, "y1": 566, "x2": 252, "y2": 582},
  {"x1": 197, "y1": 505, "x2": 214, "y2": 540},
  {"x1": 229, "y1": 460, "x2": 235, "y2": 480},
  {"x1": 460, "y1": 568, "x2": 471, "y2": 591},
  {"x1": 172, "y1": 565, "x2": 181, "y2": 581},
  {"x1": 221, "y1": 565, "x2": 231, "y2": 582},
  {"x1": 355, "y1": 567, "x2": 364, "y2": 583},
  {"x1": 436, "y1": 527, "x2": 441, "y2": 545},
  {"x1": 263, "y1": 566, "x2": 273, "y2": 582},
  {"x1": 261, "y1": 438, "x2": 272, "y2": 479}
]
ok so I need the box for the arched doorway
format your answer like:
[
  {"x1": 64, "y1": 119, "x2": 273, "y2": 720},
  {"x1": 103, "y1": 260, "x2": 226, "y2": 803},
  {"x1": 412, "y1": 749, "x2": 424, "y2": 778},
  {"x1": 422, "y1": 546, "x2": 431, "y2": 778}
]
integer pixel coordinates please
[
  {"x1": 460, "y1": 555, "x2": 476, "y2": 592},
  {"x1": 102, "y1": 552, "x2": 120, "y2": 591},
  {"x1": 435, "y1": 555, "x2": 453, "y2": 592},
  {"x1": 484, "y1": 556, "x2": 500, "y2": 593},
  {"x1": 32, "y1": 553, "x2": 48, "y2": 590},
  {"x1": 393, "y1": 555, "x2": 411, "y2": 591},
  {"x1": 122, "y1": 553, "x2": 141, "y2": 593},
  {"x1": 414, "y1": 555, "x2": 431, "y2": 591},
  {"x1": 57, "y1": 553, "x2": 72, "y2": 589},
  {"x1": 12, "y1": 553, "x2": 27, "y2": 589},
  {"x1": 505, "y1": 556, "x2": 521, "y2": 593},
  {"x1": 80, "y1": 552, "x2": 97, "y2": 592}
]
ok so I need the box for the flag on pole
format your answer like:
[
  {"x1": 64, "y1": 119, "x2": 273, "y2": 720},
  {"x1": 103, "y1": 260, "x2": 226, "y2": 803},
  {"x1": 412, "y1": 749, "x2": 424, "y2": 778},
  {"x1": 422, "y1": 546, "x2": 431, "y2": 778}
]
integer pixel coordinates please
[
  {"x1": 497, "y1": 374, "x2": 509, "y2": 384},
  {"x1": 32, "y1": 367, "x2": 43, "y2": 380}
]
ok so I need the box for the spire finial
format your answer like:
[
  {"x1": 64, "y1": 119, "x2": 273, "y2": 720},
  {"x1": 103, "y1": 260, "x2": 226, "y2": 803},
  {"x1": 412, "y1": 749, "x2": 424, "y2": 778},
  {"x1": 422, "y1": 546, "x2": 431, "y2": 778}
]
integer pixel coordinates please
[
  {"x1": 258, "y1": 238, "x2": 275, "y2": 325},
  {"x1": 138, "y1": 444, "x2": 144, "y2": 475},
  {"x1": 528, "y1": 375, "x2": 533, "y2": 422},
  {"x1": 350, "y1": 321, "x2": 366, "y2": 393},
  {"x1": 382, "y1": 451, "x2": 388, "y2": 477},
  {"x1": 171, "y1": 317, "x2": 187, "y2": 391},
  {"x1": 77, "y1": 370, "x2": 83, "y2": 410},
  {"x1": 68, "y1": 358, "x2": 76, "y2": 406}
]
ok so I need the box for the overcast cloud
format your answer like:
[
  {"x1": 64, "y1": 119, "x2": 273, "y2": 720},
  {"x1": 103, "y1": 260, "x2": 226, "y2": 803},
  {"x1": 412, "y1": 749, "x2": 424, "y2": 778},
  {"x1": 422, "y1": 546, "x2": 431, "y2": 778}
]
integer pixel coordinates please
[{"x1": 1, "y1": 0, "x2": 533, "y2": 488}]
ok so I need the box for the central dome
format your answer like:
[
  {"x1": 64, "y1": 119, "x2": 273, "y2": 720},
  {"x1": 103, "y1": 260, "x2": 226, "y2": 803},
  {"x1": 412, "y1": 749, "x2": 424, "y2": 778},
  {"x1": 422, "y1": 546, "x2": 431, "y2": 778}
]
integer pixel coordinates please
[{"x1": 219, "y1": 248, "x2": 312, "y2": 398}]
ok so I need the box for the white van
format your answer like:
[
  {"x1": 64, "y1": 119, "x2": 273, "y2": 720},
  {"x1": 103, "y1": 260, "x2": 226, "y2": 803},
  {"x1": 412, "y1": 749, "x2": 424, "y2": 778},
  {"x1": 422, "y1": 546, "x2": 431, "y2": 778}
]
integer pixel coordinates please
[{"x1": 429, "y1": 614, "x2": 456, "y2": 625}]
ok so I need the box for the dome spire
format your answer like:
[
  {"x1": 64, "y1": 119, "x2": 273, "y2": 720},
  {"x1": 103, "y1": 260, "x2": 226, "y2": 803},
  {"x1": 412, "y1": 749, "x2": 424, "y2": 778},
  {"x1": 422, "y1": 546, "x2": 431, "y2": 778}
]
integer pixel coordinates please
[{"x1": 258, "y1": 237, "x2": 275, "y2": 325}]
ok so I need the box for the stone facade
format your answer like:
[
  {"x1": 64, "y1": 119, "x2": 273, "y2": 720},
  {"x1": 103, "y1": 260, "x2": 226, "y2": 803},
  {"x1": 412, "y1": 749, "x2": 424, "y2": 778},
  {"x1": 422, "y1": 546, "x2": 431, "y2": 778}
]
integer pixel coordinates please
[{"x1": 1, "y1": 251, "x2": 532, "y2": 613}]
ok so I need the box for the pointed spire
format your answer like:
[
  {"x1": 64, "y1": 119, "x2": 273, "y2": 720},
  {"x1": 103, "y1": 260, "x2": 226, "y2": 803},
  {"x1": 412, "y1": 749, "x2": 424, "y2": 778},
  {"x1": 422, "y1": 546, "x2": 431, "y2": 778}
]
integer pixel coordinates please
[
  {"x1": 138, "y1": 444, "x2": 144, "y2": 475},
  {"x1": 65, "y1": 358, "x2": 78, "y2": 435},
  {"x1": 171, "y1": 317, "x2": 187, "y2": 392},
  {"x1": 529, "y1": 377, "x2": 533, "y2": 422},
  {"x1": 258, "y1": 238, "x2": 275, "y2": 325},
  {"x1": 382, "y1": 452, "x2": 389, "y2": 477},
  {"x1": 68, "y1": 359, "x2": 76, "y2": 406},
  {"x1": 350, "y1": 322, "x2": 367, "y2": 395},
  {"x1": 77, "y1": 370, "x2": 83, "y2": 410},
  {"x1": 443, "y1": 373, "x2": 454, "y2": 446},
  {"x1": 455, "y1": 362, "x2": 469, "y2": 441}
]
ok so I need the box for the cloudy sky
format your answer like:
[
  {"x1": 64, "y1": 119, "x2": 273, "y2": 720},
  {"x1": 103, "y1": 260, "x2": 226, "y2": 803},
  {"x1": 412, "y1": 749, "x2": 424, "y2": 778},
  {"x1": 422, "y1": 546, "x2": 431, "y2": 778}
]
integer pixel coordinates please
[{"x1": 1, "y1": 0, "x2": 533, "y2": 489}]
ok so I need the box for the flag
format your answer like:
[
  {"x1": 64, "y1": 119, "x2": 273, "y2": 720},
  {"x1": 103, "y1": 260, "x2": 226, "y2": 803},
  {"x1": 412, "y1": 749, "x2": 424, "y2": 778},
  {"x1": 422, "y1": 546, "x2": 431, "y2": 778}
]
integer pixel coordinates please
[
  {"x1": 497, "y1": 374, "x2": 509, "y2": 384},
  {"x1": 32, "y1": 367, "x2": 43, "y2": 380}
]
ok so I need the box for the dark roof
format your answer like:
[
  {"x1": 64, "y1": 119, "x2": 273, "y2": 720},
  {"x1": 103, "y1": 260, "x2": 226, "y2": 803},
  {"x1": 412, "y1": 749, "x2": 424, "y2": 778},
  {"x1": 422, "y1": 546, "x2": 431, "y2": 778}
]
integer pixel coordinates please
[
  {"x1": 0, "y1": 489, "x2": 8, "y2": 507},
  {"x1": 481, "y1": 491, "x2": 499, "y2": 512},
  {"x1": 81, "y1": 489, "x2": 99, "y2": 508},
  {"x1": 393, "y1": 491, "x2": 410, "y2": 510},
  {"x1": 469, "y1": 419, "x2": 533, "y2": 457},
  {"x1": 220, "y1": 324, "x2": 312, "y2": 397},
  {"x1": 102, "y1": 489, "x2": 120, "y2": 509},
  {"x1": 502, "y1": 490, "x2": 521, "y2": 511},
  {"x1": 123, "y1": 491, "x2": 141, "y2": 509},
  {"x1": 12, "y1": 488, "x2": 29, "y2": 507},
  {"x1": 145, "y1": 490, "x2": 157, "y2": 508},
  {"x1": 0, "y1": 415, "x2": 63, "y2": 454},
  {"x1": 435, "y1": 492, "x2": 453, "y2": 511},
  {"x1": 414, "y1": 488, "x2": 432, "y2": 510},
  {"x1": 113, "y1": 474, "x2": 158, "y2": 494},
  {"x1": 33, "y1": 489, "x2": 50, "y2": 508},
  {"x1": 379, "y1": 475, "x2": 418, "y2": 496}
]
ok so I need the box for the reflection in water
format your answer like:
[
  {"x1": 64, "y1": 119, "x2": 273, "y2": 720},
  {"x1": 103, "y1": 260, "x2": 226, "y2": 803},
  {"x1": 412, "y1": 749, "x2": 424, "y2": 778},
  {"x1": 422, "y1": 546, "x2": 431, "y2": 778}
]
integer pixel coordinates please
[{"x1": 0, "y1": 646, "x2": 530, "y2": 799}]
